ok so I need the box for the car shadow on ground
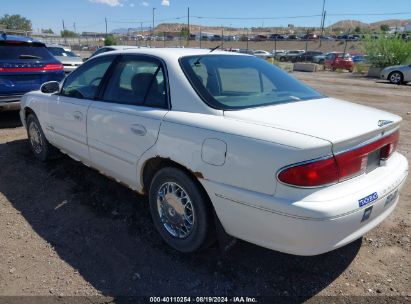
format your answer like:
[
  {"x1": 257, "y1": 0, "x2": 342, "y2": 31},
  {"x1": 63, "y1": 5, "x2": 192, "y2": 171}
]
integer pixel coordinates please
[
  {"x1": 0, "y1": 138, "x2": 362, "y2": 300},
  {"x1": 0, "y1": 111, "x2": 23, "y2": 129}
]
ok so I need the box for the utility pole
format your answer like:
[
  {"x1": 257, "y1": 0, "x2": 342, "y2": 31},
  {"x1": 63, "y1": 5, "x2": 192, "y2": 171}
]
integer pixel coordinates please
[
  {"x1": 187, "y1": 7, "x2": 190, "y2": 43},
  {"x1": 152, "y1": 7, "x2": 156, "y2": 43},
  {"x1": 105, "y1": 17, "x2": 108, "y2": 37},
  {"x1": 74, "y1": 22, "x2": 80, "y2": 47},
  {"x1": 62, "y1": 20, "x2": 66, "y2": 45},
  {"x1": 140, "y1": 22, "x2": 143, "y2": 46},
  {"x1": 221, "y1": 27, "x2": 224, "y2": 49},
  {"x1": 199, "y1": 26, "x2": 202, "y2": 48},
  {"x1": 319, "y1": 0, "x2": 326, "y2": 46}
]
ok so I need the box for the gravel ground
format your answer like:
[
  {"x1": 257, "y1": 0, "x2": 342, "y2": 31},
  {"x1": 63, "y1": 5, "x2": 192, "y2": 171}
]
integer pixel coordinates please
[{"x1": 0, "y1": 71, "x2": 410, "y2": 303}]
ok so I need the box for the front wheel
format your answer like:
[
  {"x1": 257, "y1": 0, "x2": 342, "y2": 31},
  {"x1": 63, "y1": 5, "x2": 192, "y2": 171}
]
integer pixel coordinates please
[
  {"x1": 389, "y1": 71, "x2": 404, "y2": 85},
  {"x1": 149, "y1": 167, "x2": 214, "y2": 252}
]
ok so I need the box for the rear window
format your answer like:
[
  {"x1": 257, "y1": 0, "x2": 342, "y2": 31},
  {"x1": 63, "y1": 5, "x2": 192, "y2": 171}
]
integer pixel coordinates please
[
  {"x1": 180, "y1": 55, "x2": 324, "y2": 110},
  {"x1": 47, "y1": 47, "x2": 78, "y2": 58},
  {"x1": 0, "y1": 44, "x2": 54, "y2": 60}
]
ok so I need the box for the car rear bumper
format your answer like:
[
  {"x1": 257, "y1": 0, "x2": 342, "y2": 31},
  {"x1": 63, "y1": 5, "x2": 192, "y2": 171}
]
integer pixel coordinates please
[
  {"x1": 202, "y1": 152, "x2": 408, "y2": 256},
  {"x1": 0, "y1": 95, "x2": 22, "y2": 111}
]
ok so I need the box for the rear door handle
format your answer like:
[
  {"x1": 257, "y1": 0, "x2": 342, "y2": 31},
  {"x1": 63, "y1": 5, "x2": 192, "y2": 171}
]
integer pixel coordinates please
[{"x1": 131, "y1": 124, "x2": 147, "y2": 136}]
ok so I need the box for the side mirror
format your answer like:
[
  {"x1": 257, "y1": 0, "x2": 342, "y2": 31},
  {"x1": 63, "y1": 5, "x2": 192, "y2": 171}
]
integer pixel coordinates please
[{"x1": 40, "y1": 81, "x2": 60, "y2": 94}]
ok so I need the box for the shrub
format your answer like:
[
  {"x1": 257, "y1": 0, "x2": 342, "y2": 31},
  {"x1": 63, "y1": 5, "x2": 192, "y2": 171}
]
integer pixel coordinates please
[
  {"x1": 104, "y1": 35, "x2": 117, "y2": 46},
  {"x1": 362, "y1": 35, "x2": 411, "y2": 67}
]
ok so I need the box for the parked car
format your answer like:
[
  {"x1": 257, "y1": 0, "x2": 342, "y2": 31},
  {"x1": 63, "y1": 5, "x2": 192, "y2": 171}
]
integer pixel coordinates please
[
  {"x1": 268, "y1": 34, "x2": 286, "y2": 41},
  {"x1": 324, "y1": 52, "x2": 354, "y2": 72},
  {"x1": 238, "y1": 48, "x2": 254, "y2": 55},
  {"x1": 292, "y1": 51, "x2": 323, "y2": 62},
  {"x1": 380, "y1": 64, "x2": 411, "y2": 84},
  {"x1": 287, "y1": 34, "x2": 300, "y2": 40},
  {"x1": 46, "y1": 44, "x2": 83, "y2": 74},
  {"x1": 312, "y1": 52, "x2": 330, "y2": 64},
  {"x1": 20, "y1": 48, "x2": 408, "y2": 255},
  {"x1": 277, "y1": 50, "x2": 304, "y2": 61},
  {"x1": 89, "y1": 45, "x2": 147, "y2": 58},
  {"x1": 350, "y1": 53, "x2": 367, "y2": 63},
  {"x1": 253, "y1": 50, "x2": 273, "y2": 59},
  {"x1": 0, "y1": 34, "x2": 64, "y2": 112}
]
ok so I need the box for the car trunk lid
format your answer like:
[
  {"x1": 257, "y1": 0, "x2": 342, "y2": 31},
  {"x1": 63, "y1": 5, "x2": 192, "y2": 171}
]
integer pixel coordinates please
[{"x1": 223, "y1": 97, "x2": 401, "y2": 154}]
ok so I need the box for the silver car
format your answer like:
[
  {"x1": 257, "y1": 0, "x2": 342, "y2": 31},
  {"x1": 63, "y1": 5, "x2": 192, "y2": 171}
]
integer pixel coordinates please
[
  {"x1": 380, "y1": 64, "x2": 411, "y2": 84},
  {"x1": 46, "y1": 44, "x2": 83, "y2": 73}
]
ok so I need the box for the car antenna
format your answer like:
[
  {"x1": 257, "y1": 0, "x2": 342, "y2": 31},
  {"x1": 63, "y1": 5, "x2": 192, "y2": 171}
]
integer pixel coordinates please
[
  {"x1": 209, "y1": 45, "x2": 220, "y2": 53},
  {"x1": 194, "y1": 45, "x2": 220, "y2": 66}
]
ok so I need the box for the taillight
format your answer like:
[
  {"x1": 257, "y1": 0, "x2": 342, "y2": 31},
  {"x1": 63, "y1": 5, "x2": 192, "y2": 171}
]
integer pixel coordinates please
[
  {"x1": 278, "y1": 130, "x2": 399, "y2": 187},
  {"x1": 0, "y1": 63, "x2": 63, "y2": 73},
  {"x1": 43, "y1": 63, "x2": 64, "y2": 71},
  {"x1": 278, "y1": 157, "x2": 339, "y2": 187}
]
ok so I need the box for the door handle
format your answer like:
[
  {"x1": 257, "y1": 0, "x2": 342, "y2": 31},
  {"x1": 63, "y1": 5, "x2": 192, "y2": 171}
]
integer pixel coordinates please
[
  {"x1": 131, "y1": 124, "x2": 147, "y2": 136},
  {"x1": 73, "y1": 111, "x2": 83, "y2": 121}
]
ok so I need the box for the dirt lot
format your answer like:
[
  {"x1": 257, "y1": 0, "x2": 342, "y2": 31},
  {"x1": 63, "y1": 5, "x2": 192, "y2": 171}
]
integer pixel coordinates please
[{"x1": 0, "y1": 72, "x2": 410, "y2": 303}]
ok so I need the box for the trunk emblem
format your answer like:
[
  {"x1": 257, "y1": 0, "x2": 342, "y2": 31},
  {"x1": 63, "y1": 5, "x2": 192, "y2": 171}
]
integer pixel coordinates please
[{"x1": 378, "y1": 120, "x2": 393, "y2": 127}]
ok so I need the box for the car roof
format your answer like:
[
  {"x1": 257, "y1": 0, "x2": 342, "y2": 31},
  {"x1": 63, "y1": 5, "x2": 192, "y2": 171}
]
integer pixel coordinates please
[
  {"x1": 0, "y1": 33, "x2": 44, "y2": 45},
  {"x1": 98, "y1": 47, "x2": 246, "y2": 60}
]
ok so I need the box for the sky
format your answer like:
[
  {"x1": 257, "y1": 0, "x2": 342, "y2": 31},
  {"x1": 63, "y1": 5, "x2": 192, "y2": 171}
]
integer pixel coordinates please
[{"x1": 2, "y1": 0, "x2": 411, "y2": 33}]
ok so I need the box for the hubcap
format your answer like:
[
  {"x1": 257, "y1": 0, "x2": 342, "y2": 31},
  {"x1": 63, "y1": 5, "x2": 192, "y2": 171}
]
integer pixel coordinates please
[
  {"x1": 390, "y1": 73, "x2": 401, "y2": 83},
  {"x1": 157, "y1": 182, "x2": 194, "y2": 239},
  {"x1": 29, "y1": 122, "x2": 43, "y2": 154}
]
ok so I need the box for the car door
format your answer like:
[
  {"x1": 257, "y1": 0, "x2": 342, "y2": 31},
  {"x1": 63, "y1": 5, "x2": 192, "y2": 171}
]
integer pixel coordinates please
[
  {"x1": 87, "y1": 55, "x2": 169, "y2": 187},
  {"x1": 47, "y1": 55, "x2": 116, "y2": 162}
]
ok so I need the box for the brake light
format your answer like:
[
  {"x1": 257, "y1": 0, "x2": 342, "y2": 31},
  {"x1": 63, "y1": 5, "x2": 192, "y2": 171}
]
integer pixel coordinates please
[
  {"x1": 43, "y1": 63, "x2": 64, "y2": 71},
  {"x1": 278, "y1": 130, "x2": 399, "y2": 187},
  {"x1": 0, "y1": 63, "x2": 63, "y2": 73},
  {"x1": 278, "y1": 157, "x2": 339, "y2": 187}
]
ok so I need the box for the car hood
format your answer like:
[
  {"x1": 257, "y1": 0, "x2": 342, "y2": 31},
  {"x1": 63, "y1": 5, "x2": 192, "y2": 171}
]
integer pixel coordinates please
[
  {"x1": 54, "y1": 56, "x2": 83, "y2": 64},
  {"x1": 223, "y1": 97, "x2": 401, "y2": 153}
]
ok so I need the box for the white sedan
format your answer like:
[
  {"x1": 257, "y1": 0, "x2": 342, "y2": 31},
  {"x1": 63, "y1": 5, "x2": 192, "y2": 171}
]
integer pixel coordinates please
[{"x1": 20, "y1": 48, "x2": 408, "y2": 255}]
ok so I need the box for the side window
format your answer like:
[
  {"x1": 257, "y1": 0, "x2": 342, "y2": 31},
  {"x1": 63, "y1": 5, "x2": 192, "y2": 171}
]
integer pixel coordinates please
[
  {"x1": 61, "y1": 55, "x2": 114, "y2": 99},
  {"x1": 102, "y1": 55, "x2": 167, "y2": 108}
]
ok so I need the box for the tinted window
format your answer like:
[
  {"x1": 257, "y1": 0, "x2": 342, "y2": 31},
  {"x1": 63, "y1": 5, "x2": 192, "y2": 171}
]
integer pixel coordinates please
[
  {"x1": 180, "y1": 55, "x2": 323, "y2": 110},
  {"x1": 0, "y1": 44, "x2": 55, "y2": 60},
  {"x1": 102, "y1": 55, "x2": 167, "y2": 108},
  {"x1": 61, "y1": 55, "x2": 114, "y2": 99},
  {"x1": 47, "y1": 47, "x2": 78, "y2": 58},
  {"x1": 91, "y1": 47, "x2": 112, "y2": 57}
]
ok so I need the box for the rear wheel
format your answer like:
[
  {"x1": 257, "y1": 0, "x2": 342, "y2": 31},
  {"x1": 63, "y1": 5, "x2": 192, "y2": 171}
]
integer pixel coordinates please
[
  {"x1": 388, "y1": 71, "x2": 404, "y2": 85},
  {"x1": 149, "y1": 167, "x2": 214, "y2": 252},
  {"x1": 26, "y1": 114, "x2": 55, "y2": 161}
]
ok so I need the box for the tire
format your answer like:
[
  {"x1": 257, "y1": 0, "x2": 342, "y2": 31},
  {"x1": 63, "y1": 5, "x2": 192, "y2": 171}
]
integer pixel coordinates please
[
  {"x1": 388, "y1": 71, "x2": 404, "y2": 85},
  {"x1": 149, "y1": 167, "x2": 214, "y2": 253},
  {"x1": 26, "y1": 114, "x2": 55, "y2": 162},
  {"x1": 319, "y1": 59, "x2": 324, "y2": 64}
]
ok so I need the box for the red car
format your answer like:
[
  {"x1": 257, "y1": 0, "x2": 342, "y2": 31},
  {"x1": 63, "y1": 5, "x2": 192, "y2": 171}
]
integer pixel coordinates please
[{"x1": 324, "y1": 52, "x2": 354, "y2": 72}]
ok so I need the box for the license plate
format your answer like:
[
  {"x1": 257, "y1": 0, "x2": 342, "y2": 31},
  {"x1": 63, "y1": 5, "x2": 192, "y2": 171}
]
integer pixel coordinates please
[
  {"x1": 385, "y1": 190, "x2": 398, "y2": 207},
  {"x1": 358, "y1": 192, "x2": 378, "y2": 207}
]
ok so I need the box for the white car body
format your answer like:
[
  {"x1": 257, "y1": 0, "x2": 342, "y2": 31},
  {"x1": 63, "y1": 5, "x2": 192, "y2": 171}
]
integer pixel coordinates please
[{"x1": 20, "y1": 48, "x2": 408, "y2": 255}]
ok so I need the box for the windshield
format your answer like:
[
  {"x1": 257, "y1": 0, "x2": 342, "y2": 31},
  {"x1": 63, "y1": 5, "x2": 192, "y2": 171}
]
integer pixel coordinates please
[
  {"x1": 48, "y1": 47, "x2": 78, "y2": 57},
  {"x1": 179, "y1": 55, "x2": 324, "y2": 110}
]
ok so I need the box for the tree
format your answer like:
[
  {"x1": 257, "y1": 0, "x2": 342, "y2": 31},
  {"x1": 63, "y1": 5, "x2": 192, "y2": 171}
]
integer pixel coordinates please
[
  {"x1": 61, "y1": 30, "x2": 78, "y2": 38},
  {"x1": 104, "y1": 34, "x2": 117, "y2": 46},
  {"x1": 380, "y1": 24, "x2": 390, "y2": 32},
  {"x1": 41, "y1": 28, "x2": 54, "y2": 34},
  {"x1": 0, "y1": 14, "x2": 32, "y2": 31},
  {"x1": 354, "y1": 26, "x2": 361, "y2": 34},
  {"x1": 363, "y1": 35, "x2": 411, "y2": 67}
]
